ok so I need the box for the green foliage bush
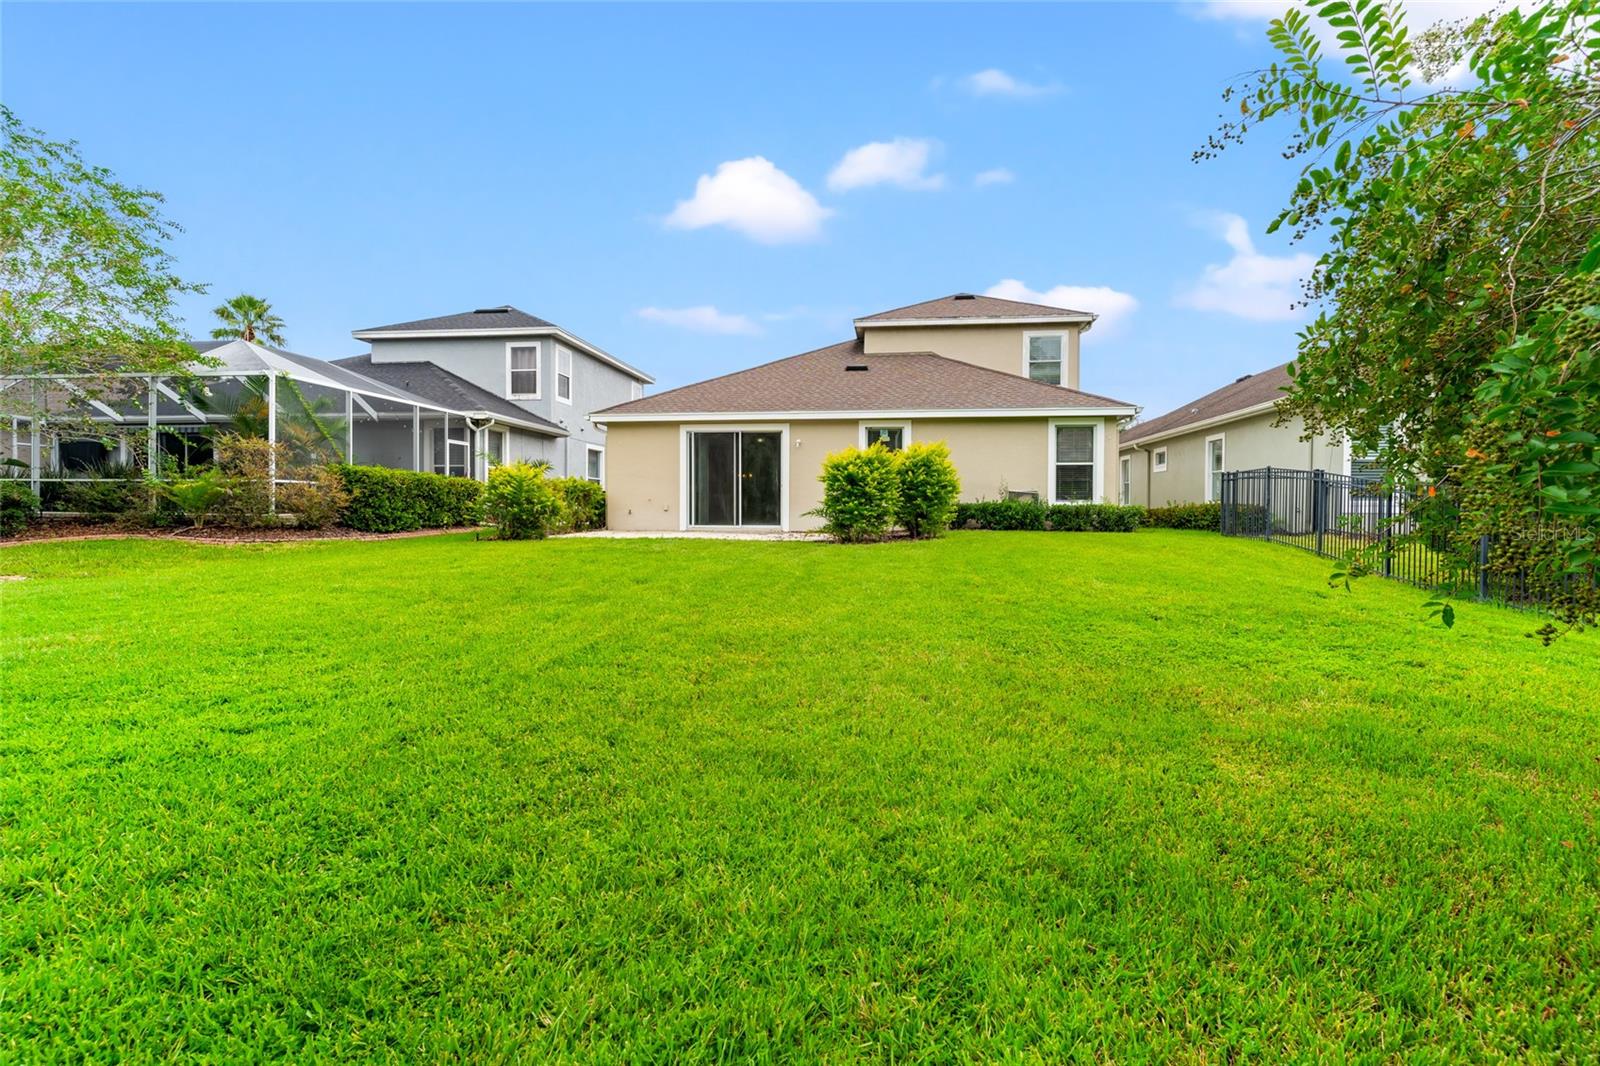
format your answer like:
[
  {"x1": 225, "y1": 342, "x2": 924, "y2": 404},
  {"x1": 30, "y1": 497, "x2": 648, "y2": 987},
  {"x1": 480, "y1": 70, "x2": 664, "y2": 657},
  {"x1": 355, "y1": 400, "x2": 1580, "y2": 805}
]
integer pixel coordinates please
[
  {"x1": 549, "y1": 477, "x2": 606, "y2": 533},
  {"x1": 811, "y1": 445, "x2": 900, "y2": 542},
  {"x1": 334, "y1": 464, "x2": 484, "y2": 533},
  {"x1": 483, "y1": 462, "x2": 562, "y2": 540},
  {"x1": 1, "y1": 480, "x2": 41, "y2": 536},
  {"x1": 216, "y1": 435, "x2": 348, "y2": 529},
  {"x1": 1144, "y1": 502, "x2": 1223, "y2": 531},
  {"x1": 40, "y1": 460, "x2": 144, "y2": 518},
  {"x1": 953, "y1": 500, "x2": 1144, "y2": 533},
  {"x1": 893, "y1": 442, "x2": 961, "y2": 538},
  {"x1": 147, "y1": 468, "x2": 229, "y2": 529}
]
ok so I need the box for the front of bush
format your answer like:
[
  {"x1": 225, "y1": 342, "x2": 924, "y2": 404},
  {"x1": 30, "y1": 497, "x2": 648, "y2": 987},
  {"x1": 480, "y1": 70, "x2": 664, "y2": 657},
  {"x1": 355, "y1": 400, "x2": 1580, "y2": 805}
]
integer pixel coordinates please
[
  {"x1": 894, "y1": 442, "x2": 961, "y2": 538},
  {"x1": 335, "y1": 464, "x2": 484, "y2": 533},
  {"x1": 953, "y1": 499, "x2": 1144, "y2": 532},
  {"x1": 1, "y1": 480, "x2": 41, "y2": 537},
  {"x1": 549, "y1": 477, "x2": 606, "y2": 532},
  {"x1": 811, "y1": 445, "x2": 899, "y2": 542},
  {"x1": 1145, "y1": 502, "x2": 1222, "y2": 531},
  {"x1": 483, "y1": 462, "x2": 562, "y2": 540}
]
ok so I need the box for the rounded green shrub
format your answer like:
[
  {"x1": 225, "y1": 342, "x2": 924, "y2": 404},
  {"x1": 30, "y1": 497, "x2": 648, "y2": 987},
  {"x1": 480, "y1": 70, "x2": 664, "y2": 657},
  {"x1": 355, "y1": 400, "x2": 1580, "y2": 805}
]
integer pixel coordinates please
[
  {"x1": 1, "y1": 480, "x2": 41, "y2": 537},
  {"x1": 893, "y1": 441, "x2": 961, "y2": 538},
  {"x1": 811, "y1": 445, "x2": 899, "y2": 542},
  {"x1": 483, "y1": 461, "x2": 562, "y2": 540}
]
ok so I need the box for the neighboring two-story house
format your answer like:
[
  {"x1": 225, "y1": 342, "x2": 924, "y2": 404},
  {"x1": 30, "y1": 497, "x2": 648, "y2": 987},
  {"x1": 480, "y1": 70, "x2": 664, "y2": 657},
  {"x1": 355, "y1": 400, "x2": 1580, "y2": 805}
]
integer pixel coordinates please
[
  {"x1": 591, "y1": 294, "x2": 1138, "y2": 532},
  {"x1": 340, "y1": 305, "x2": 654, "y2": 483}
]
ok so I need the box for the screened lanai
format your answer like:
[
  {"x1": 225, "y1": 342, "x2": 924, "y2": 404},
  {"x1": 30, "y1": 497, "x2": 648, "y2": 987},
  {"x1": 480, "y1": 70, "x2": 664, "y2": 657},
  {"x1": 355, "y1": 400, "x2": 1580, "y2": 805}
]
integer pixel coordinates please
[{"x1": 2, "y1": 339, "x2": 522, "y2": 506}]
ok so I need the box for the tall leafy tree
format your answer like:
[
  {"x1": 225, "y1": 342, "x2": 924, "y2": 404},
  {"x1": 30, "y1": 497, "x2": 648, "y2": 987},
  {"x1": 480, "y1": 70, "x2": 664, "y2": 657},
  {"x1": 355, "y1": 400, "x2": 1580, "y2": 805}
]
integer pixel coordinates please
[
  {"x1": 210, "y1": 294, "x2": 286, "y2": 346},
  {"x1": 1205, "y1": 0, "x2": 1600, "y2": 638},
  {"x1": 0, "y1": 106, "x2": 202, "y2": 428}
]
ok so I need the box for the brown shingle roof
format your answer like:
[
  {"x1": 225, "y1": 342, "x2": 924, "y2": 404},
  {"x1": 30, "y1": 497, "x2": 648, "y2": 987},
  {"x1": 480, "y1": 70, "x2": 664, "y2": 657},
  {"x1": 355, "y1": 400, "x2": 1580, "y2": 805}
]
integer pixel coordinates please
[
  {"x1": 855, "y1": 292, "x2": 1095, "y2": 325},
  {"x1": 592, "y1": 339, "x2": 1135, "y2": 418},
  {"x1": 1119, "y1": 362, "x2": 1292, "y2": 445}
]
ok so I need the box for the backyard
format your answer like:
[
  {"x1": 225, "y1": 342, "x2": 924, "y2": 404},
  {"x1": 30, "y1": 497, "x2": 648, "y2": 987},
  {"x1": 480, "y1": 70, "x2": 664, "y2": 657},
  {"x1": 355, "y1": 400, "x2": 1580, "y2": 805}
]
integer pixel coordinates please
[{"x1": 2, "y1": 530, "x2": 1596, "y2": 1060}]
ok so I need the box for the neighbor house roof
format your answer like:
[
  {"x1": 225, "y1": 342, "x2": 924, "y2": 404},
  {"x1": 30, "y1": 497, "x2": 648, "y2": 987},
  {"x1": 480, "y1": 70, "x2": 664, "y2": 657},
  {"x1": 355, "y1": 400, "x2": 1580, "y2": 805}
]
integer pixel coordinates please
[
  {"x1": 854, "y1": 293, "x2": 1097, "y2": 329},
  {"x1": 332, "y1": 354, "x2": 567, "y2": 435},
  {"x1": 591, "y1": 339, "x2": 1136, "y2": 421},
  {"x1": 350, "y1": 304, "x2": 654, "y2": 384},
  {"x1": 1119, "y1": 362, "x2": 1292, "y2": 447}
]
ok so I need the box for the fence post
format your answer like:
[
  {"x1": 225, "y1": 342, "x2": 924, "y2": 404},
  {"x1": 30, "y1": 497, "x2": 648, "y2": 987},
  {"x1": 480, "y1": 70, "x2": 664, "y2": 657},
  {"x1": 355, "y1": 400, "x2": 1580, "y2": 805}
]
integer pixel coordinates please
[
  {"x1": 1477, "y1": 534, "x2": 1490, "y2": 601},
  {"x1": 1380, "y1": 491, "x2": 1393, "y2": 577},
  {"x1": 1221, "y1": 472, "x2": 1231, "y2": 534},
  {"x1": 1312, "y1": 468, "x2": 1325, "y2": 556},
  {"x1": 1263, "y1": 466, "x2": 1273, "y2": 541}
]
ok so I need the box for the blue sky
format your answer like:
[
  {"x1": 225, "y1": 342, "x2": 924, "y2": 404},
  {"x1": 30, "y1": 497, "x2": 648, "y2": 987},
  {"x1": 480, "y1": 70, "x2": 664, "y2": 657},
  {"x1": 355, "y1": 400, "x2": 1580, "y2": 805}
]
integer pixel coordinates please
[{"x1": 5, "y1": 1, "x2": 1333, "y2": 416}]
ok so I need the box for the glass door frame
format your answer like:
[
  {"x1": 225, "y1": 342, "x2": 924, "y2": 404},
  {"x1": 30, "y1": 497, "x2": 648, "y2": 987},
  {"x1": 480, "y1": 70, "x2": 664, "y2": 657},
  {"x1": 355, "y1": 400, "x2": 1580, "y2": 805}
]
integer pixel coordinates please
[{"x1": 679, "y1": 424, "x2": 789, "y2": 531}]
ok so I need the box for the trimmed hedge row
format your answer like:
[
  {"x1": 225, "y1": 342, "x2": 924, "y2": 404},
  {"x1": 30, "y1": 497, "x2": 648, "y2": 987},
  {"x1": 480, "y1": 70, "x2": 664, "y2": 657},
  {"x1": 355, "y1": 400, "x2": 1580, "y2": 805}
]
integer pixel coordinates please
[
  {"x1": 953, "y1": 500, "x2": 1144, "y2": 532},
  {"x1": 1144, "y1": 502, "x2": 1223, "y2": 531},
  {"x1": 334, "y1": 464, "x2": 484, "y2": 533}
]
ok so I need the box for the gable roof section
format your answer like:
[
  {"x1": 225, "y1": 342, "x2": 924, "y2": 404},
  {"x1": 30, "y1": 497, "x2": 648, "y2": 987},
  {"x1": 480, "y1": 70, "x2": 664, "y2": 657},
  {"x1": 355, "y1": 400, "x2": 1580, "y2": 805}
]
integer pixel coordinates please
[
  {"x1": 592, "y1": 339, "x2": 1135, "y2": 420},
  {"x1": 855, "y1": 293, "x2": 1096, "y2": 328},
  {"x1": 1119, "y1": 362, "x2": 1292, "y2": 446},
  {"x1": 332, "y1": 354, "x2": 567, "y2": 435},
  {"x1": 350, "y1": 305, "x2": 654, "y2": 384}
]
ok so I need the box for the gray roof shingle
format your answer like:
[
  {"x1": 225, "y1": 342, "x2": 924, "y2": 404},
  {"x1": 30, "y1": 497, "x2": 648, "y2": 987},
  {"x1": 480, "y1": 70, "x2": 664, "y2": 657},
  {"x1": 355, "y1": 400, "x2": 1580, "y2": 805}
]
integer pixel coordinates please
[
  {"x1": 332, "y1": 354, "x2": 567, "y2": 435},
  {"x1": 354, "y1": 305, "x2": 557, "y2": 334},
  {"x1": 856, "y1": 293, "x2": 1095, "y2": 325},
  {"x1": 1119, "y1": 363, "x2": 1292, "y2": 445},
  {"x1": 592, "y1": 339, "x2": 1135, "y2": 418}
]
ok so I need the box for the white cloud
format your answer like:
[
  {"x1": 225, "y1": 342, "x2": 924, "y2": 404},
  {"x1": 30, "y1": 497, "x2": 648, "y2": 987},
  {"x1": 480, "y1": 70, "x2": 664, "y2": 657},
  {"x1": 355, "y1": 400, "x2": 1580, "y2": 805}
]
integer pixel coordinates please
[
  {"x1": 984, "y1": 279, "x2": 1139, "y2": 336},
  {"x1": 827, "y1": 138, "x2": 944, "y2": 192},
  {"x1": 664, "y1": 157, "x2": 832, "y2": 244},
  {"x1": 974, "y1": 168, "x2": 1016, "y2": 187},
  {"x1": 961, "y1": 68, "x2": 1061, "y2": 98},
  {"x1": 637, "y1": 305, "x2": 761, "y2": 336},
  {"x1": 1175, "y1": 211, "x2": 1315, "y2": 322}
]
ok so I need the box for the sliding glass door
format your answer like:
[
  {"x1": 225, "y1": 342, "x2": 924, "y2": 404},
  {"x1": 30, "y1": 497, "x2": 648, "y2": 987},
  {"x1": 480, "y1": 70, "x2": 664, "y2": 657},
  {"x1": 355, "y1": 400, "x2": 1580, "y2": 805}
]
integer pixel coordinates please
[{"x1": 690, "y1": 430, "x2": 782, "y2": 527}]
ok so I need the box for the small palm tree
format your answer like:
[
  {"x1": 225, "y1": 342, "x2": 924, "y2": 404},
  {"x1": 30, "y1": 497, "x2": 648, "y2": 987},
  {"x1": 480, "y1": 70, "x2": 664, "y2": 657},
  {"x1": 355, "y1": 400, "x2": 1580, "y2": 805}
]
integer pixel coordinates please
[{"x1": 211, "y1": 294, "x2": 286, "y2": 346}]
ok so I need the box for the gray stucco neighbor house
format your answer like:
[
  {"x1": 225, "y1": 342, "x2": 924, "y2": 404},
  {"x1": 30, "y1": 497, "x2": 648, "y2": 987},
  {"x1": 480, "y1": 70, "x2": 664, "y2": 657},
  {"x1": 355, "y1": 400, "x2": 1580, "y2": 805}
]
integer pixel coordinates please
[{"x1": 346, "y1": 305, "x2": 654, "y2": 484}]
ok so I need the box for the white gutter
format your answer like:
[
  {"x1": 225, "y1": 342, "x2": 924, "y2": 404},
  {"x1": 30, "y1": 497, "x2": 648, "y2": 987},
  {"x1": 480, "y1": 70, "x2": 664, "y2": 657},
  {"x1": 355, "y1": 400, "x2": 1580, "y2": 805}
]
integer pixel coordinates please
[{"x1": 594, "y1": 405, "x2": 1138, "y2": 425}]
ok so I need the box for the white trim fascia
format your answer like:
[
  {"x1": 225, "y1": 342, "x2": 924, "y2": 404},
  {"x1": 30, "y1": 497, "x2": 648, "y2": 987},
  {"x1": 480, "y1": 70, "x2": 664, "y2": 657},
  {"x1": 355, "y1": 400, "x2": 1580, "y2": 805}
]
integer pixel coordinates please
[
  {"x1": 505, "y1": 340, "x2": 542, "y2": 401},
  {"x1": 1119, "y1": 399, "x2": 1282, "y2": 450},
  {"x1": 679, "y1": 423, "x2": 789, "y2": 532},
  {"x1": 858, "y1": 419, "x2": 912, "y2": 450},
  {"x1": 352, "y1": 325, "x2": 655, "y2": 384},
  {"x1": 1047, "y1": 417, "x2": 1107, "y2": 505},
  {"x1": 597, "y1": 405, "x2": 1135, "y2": 425},
  {"x1": 1204, "y1": 432, "x2": 1226, "y2": 502},
  {"x1": 855, "y1": 315, "x2": 1095, "y2": 329}
]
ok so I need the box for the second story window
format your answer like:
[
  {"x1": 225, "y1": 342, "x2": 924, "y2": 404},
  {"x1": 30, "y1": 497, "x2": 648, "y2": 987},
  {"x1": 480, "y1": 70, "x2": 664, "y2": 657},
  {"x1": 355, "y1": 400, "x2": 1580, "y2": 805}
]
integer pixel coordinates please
[
  {"x1": 556, "y1": 346, "x2": 572, "y2": 404},
  {"x1": 1025, "y1": 332, "x2": 1066, "y2": 385},
  {"x1": 507, "y1": 343, "x2": 540, "y2": 399}
]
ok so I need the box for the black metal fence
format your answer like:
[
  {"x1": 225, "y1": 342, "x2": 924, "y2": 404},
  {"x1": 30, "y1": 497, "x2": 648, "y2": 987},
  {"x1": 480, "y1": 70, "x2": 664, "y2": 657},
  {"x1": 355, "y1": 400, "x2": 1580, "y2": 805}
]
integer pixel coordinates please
[{"x1": 1219, "y1": 467, "x2": 1535, "y2": 606}]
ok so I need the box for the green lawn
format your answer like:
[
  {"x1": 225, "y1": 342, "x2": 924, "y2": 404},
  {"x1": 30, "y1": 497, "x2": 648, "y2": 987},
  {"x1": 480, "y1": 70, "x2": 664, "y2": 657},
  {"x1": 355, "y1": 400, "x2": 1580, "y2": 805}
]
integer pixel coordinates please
[{"x1": 2, "y1": 531, "x2": 1596, "y2": 1062}]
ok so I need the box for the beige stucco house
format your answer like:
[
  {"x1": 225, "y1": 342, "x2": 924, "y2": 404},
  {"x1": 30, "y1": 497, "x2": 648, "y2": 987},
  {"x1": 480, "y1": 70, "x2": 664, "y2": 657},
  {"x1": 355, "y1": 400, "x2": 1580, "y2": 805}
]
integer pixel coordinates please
[
  {"x1": 1118, "y1": 363, "x2": 1355, "y2": 507},
  {"x1": 592, "y1": 294, "x2": 1138, "y2": 532}
]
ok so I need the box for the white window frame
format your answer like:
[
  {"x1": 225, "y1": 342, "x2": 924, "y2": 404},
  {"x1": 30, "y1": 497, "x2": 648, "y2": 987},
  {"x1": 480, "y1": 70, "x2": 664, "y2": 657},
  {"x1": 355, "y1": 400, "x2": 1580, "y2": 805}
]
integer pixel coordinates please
[
  {"x1": 555, "y1": 345, "x2": 573, "y2": 405},
  {"x1": 1204, "y1": 433, "x2": 1226, "y2": 502},
  {"x1": 1153, "y1": 447, "x2": 1167, "y2": 472},
  {"x1": 584, "y1": 443, "x2": 604, "y2": 486},
  {"x1": 1119, "y1": 455, "x2": 1131, "y2": 506},
  {"x1": 1023, "y1": 331, "x2": 1068, "y2": 386},
  {"x1": 857, "y1": 420, "x2": 911, "y2": 451},
  {"x1": 1048, "y1": 418, "x2": 1104, "y2": 505},
  {"x1": 484, "y1": 427, "x2": 507, "y2": 471},
  {"x1": 505, "y1": 341, "x2": 542, "y2": 400},
  {"x1": 678, "y1": 423, "x2": 790, "y2": 532}
]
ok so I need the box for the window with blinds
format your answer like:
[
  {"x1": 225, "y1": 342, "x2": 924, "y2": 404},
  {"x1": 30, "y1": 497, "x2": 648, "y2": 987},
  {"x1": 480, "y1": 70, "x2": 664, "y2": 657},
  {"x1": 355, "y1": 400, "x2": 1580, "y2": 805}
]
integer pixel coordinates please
[{"x1": 1054, "y1": 424, "x2": 1095, "y2": 502}]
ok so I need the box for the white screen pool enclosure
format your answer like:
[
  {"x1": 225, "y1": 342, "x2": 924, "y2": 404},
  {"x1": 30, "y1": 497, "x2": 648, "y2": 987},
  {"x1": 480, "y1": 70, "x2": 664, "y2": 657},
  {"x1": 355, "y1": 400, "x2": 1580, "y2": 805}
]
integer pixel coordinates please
[{"x1": 1, "y1": 339, "x2": 501, "y2": 511}]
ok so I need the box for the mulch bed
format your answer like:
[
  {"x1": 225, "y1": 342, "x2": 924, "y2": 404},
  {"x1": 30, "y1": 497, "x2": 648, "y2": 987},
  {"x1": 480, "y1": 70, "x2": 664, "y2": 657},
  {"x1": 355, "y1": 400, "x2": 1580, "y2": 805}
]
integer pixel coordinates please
[{"x1": 1, "y1": 523, "x2": 485, "y2": 547}]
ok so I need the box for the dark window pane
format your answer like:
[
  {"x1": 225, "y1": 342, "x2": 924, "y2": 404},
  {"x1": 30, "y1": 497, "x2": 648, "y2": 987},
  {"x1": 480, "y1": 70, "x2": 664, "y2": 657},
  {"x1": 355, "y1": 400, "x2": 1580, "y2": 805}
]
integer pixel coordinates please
[
  {"x1": 1056, "y1": 463, "x2": 1093, "y2": 502},
  {"x1": 864, "y1": 426, "x2": 903, "y2": 451},
  {"x1": 739, "y1": 431, "x2": 781, "y2": 526},
  {"x1": 692, "y1": 432, "x2": 738, "y2": 526}
]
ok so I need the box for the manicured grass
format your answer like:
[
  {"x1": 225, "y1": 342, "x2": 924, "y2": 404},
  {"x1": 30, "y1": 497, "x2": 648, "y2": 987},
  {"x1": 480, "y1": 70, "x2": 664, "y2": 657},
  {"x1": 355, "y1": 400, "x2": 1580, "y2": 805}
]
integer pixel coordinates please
[{"x1": 2, "y1": 530, "x2": 1596, "y2": 1061}]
